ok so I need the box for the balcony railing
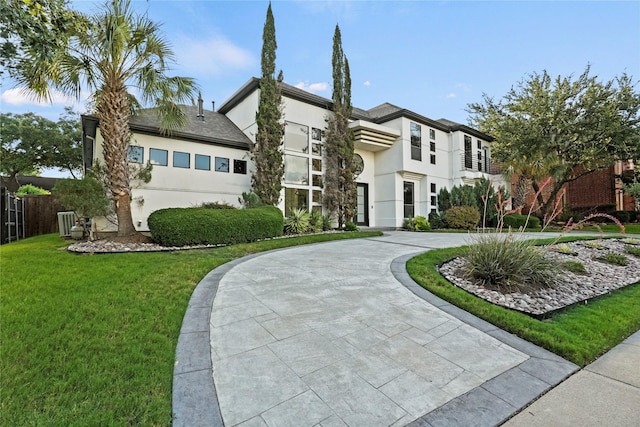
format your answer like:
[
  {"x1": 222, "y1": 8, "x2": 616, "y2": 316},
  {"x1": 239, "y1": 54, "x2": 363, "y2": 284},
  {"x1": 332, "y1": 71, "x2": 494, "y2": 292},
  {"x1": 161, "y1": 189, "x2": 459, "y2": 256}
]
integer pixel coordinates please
[{"x1": 460, "y1": 154, "x2": 501, "y2": 175}]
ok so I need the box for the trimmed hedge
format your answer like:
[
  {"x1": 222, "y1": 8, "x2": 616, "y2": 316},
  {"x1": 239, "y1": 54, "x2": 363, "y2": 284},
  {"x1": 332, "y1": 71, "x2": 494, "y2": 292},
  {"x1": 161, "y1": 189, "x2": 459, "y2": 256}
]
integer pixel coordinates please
[
  {"x1": 444, "y1": 206, "x2": 480, "y2": 230},
  {"x1": 503, "y1": 214, "x2": 541, "y2": 229},
  {"x1": 148, "y1": 206, "x2": 284, "y2": 246}
]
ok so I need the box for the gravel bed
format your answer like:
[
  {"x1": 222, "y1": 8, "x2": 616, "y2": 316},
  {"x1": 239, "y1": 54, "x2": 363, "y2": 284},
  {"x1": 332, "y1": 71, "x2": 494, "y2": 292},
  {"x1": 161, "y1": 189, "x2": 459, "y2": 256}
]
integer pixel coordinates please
[{"x1": 438, "y1": 239, "x2": 640, "y2": 316}]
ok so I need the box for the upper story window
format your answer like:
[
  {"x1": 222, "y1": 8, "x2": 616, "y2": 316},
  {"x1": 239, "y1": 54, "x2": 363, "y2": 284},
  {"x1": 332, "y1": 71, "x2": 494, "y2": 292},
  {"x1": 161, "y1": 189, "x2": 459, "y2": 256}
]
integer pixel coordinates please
[
  {"x1": 234, "y1": 159, "x2": 247, "y2": 174},
  {"x1": 195, "y1": 154, "x2": 210, "y2": 171},
  {"x1": 149, "y1": 148, "x2": 168, "y2": 166},
  {"x1": 128, "y1": 145, "x2": 143, "y2": 163},
  {"x1": 215, "y1": 157, "x2": 229, "y2": 172},
  {"x1": 311, "y1": 127, "x2": 323, "y2": 141},
  {"x1": 173, "y1": 151, "x2": 190, "y2": 168},
  {"x1": 285, "y1": 122, "x2": 309, "y2": 153},
  {"x1": 429, "y1": 129, "x2": 436, "y2": 140},
  {"x1": 464, "y1": 135, "x2": 473, "y2": 169},
  {"x1": 410, "y1": 122, "x2": 422, "y2": 161}
]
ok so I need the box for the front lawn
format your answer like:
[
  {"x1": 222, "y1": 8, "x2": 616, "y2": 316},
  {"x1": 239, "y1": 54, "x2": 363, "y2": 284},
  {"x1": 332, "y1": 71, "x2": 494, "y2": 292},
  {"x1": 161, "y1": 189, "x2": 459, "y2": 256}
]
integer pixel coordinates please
[
  {"x1": 406, "y1": 238, "x2": 640, "y2": 367},
  {"x1": 0, "y1": 231, "x2": 381, "y2": 426},
  {"x1": 579, "y1": 223, "x2": 640, "y2": 234}
]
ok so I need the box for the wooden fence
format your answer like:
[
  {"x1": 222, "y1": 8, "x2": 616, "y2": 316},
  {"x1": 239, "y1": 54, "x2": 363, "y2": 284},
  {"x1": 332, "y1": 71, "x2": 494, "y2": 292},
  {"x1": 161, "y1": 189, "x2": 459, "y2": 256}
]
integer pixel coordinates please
[{"x1": 1, "y1": 190, "x2": 66, "y2": 244}]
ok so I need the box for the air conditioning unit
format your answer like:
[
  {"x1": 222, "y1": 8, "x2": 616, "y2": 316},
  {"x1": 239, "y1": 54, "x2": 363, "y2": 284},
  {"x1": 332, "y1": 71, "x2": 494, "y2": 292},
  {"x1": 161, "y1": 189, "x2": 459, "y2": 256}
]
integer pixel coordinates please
[{"x1": 57, "y1": 211, "x2": 76, "y2": 237}]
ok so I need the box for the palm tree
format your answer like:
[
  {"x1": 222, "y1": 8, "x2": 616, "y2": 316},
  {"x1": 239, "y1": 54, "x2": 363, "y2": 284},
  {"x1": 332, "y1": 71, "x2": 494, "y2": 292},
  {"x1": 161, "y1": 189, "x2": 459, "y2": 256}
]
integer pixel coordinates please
[{"x1": 17, "y1": 0, "x2": 198, "y2": 236}]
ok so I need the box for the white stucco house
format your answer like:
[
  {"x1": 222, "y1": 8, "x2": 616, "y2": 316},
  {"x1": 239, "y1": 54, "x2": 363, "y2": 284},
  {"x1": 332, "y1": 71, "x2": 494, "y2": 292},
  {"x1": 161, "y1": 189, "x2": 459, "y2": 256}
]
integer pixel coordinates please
[{"x1": 82, "y1": 77, "x2": 502, "y2": 232}]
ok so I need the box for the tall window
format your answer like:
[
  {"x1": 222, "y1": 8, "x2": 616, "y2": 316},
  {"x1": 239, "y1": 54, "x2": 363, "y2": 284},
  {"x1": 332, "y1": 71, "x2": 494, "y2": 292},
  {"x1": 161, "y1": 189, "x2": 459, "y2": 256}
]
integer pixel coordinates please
[
  {"x1": 464, "y1": 135, "x2": 473, "y2": 169},
  {"x1": 403, "y1": 181, "x2": 415, "y2": 218},
  {"x1": 285, "y1": 122, "x2": 309, "y2": 153},
  {"x1": 410, "y1": 122, "x2": 422, "y2": 161}
]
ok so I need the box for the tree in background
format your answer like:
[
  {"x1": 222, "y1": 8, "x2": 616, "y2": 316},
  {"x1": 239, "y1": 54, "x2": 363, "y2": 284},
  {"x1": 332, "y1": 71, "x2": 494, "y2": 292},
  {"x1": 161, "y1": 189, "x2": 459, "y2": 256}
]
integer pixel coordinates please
[
  {"x1": 468, "y1": 66, "x2": 640, "y2": 217},
  {"x1": 252, "y1": 3, "x2": 284, "y2": 207},
  {"x1": 323, "y1": 24, "x2": 356, "y2": 228},
  {"x1": 15, "y1": 0, "x2": 198, "y2": 237},
  {"x1": 1, "y1": 111, "x2": 82, "y2": 191}
]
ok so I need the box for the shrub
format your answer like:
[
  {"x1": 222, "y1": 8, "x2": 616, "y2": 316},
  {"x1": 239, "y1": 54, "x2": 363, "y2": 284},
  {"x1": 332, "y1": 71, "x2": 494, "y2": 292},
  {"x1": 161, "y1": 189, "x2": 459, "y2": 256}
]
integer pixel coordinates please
[
  {"x1": 309, "y1": 209, "x2": 323, "y2": 232},
  {"x1": 238, "y1": 192, "x2": 264, "y2": 208},
  {"x1": 52, "y1": 177, "x2": 110, "y2": 220},
  {"x1": 428, "y1": 211, "x2": 447, "y2": 229},
  {"x1": 444, "y1": 206, "x2": 480, "y2": 230},
  {"x1": 284, "y1": 208, "x2": 311, "y2": 234},
  {"x1": 344, "y1": 221, "x2": 359, "y2": 231},
  {"x1": 597, "y1": 253, "x2": 628, "y2": 266},
  {"x1": 16, "y1": 184, "x2": 50, "y2": 197},
  {"x1": 563, "y1": 260, "x2": 587, "y2": 274},
  {"x1": 503, "y1": 214, "x2": 541, "y2": 229},
  {"x1": 463, "y1": 233, "x2": 560, "y2": 292},
  {"x1": 148, "y1": 206, "x2": 283, "y2": 246},
  {"x1": 198, "y1": 201, "x2": 236, "y2": 209},
  {"x1": 612, "y1": 210, "x2": 630, "y2": 224},
  {"x1": 321, "y1": 214, "x2": 333, "y2": 231},
  {"x1": 554, "y1": 243, "x2": 578, "y2": 255},
  {"x1": 404, "y1": 216, "x2": 430, "y2": 231}
]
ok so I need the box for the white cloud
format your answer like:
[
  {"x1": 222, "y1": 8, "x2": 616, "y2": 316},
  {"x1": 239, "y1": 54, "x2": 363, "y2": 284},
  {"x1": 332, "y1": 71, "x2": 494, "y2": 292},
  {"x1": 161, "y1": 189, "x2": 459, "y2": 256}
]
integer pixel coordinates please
[
  {"x1": 0, "y1": 87, "x2": 79, "y2": 106},
  {"x1": 174, "y1": 35, "x2": 255, "y2": 77},
  {"x1": 363, "y1": 80, "x2": 371, "y2": 86},
  {"x1": 455, "y1": 83, "x2": 472, "y2": 92},
  {"x1": 294, "y1": 81, "x2": 330, "y2": 94},
  {"x1": 445, "y1": 93, "x2": 457, "y2": 99}
]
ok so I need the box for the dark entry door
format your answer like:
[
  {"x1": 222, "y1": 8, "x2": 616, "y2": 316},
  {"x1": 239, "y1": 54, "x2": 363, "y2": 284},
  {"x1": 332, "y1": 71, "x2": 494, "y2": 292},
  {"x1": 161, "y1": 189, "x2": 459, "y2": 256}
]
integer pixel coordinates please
[{"x1": 356, "y1": 183, "x2": 369, "y2": 226}]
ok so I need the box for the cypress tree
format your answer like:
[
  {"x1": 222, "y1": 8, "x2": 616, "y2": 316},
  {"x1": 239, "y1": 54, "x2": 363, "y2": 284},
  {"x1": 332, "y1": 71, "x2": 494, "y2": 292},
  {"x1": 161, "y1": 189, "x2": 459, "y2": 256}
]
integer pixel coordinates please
[
  {"x1": 252, "y1": 2, "x2": 284, "y2": 206},
  {"x1": 323, "y1": 25, "x2": 356, "y2": 227}
]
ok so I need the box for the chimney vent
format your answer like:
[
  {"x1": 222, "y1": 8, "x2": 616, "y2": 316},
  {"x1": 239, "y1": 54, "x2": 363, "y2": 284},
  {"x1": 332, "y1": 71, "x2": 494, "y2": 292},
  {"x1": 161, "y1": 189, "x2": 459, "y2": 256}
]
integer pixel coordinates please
[
  {"x1": 196, "y1": 92, "x2": 204, "y2": 121},
  {"x1": 212, "y1": 101, "x2": 215, "y2": 111}
]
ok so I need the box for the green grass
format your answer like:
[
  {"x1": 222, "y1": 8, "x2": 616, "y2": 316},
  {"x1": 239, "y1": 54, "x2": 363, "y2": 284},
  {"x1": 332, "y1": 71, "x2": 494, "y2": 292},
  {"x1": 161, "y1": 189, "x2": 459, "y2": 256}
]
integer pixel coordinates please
[
  {"x1": 563, "y1": 260, "x2": 587, "y2": 273},
  {"x1": 1, "y1": 231, "x2": 381, "y2": 426},
  {"x1": 596, "y1": 252, "x2": 629, "y2": 266},
  {"x1": 579, "y1": 223, "x2": 640, "y2": 234},
  {"x1": 407, "y1": 240, "x2": 640, "y2": 367},
  {"x1": 627, "y1": 246, "x2": 640, "y2": 257}
]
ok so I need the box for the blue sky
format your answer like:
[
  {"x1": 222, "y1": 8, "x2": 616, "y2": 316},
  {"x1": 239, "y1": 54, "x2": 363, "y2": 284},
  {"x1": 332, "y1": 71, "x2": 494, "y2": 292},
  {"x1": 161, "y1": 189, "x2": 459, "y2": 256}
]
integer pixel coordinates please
[{"x1": 1, "y1": 0, "x2": 639, "y2": 176}]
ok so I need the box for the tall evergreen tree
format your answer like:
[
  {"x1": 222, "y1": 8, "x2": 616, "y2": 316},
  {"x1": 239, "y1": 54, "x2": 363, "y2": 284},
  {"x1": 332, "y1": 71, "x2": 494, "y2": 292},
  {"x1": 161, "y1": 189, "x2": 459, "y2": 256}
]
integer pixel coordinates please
[
  {"x1": 252, "y1": 2, "x2": 284, "y2": 206},
  {"x1": 323, "y1": 25, "x2": 356, "y2": 227}
]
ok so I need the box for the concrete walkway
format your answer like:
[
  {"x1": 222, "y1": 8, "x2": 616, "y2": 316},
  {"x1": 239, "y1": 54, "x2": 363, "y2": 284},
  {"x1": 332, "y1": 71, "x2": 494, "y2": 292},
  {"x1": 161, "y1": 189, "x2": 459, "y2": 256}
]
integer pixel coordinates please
[{"x1": 172, "y1": 231, "x2": 636, "y2": 427}]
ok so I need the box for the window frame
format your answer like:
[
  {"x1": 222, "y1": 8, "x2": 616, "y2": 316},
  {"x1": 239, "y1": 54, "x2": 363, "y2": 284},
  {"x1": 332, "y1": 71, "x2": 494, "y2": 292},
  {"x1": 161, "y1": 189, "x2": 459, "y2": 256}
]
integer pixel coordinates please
[
  {"x1": 215, "y1": 157, "x2": 230, "y2": 173},
  {"x1": 233, "y1": 159, "x2": 247, "y2": 174},
  {"x1": 410, "y1": 122, "x2": 422, "y2": 161},
  {"x1": 149, "y1": 148, "x2": 168, "y2": 166},
  {"x1": 127, "y1": 145, "x2": 144, "y2": 164},
  {"x1": 173, "y1": 151, "x2": 190, "y2": 169},
  {"x1": 195, "y1": 154, "x2": 211, "y2": 171}
]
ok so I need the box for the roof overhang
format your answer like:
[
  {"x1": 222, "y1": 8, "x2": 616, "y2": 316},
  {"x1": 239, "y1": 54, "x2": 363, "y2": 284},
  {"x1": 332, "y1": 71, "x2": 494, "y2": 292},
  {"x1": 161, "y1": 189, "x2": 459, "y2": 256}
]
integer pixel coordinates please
[{"x1": 349, "y1": 120, "x2": 400, "y2": 152}]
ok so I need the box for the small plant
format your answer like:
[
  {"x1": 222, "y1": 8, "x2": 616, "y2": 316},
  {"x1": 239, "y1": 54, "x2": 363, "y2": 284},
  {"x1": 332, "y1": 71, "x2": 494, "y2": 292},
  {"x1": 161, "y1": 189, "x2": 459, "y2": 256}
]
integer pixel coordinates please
[
  {"x1": 445, "y1": 206, "x2": 480, "y2": 230},
  {"x1": 563, "y1": 260, "x2": 587, "y2": 274},
  {"x1": 238, "y1": 192, "x2": 264, "y2": 208},
  {"x1": 309, "y1": 209, "x2": 323, "y2": 232},
  {"x1": 428, "y1": 211, "x2": 447, "y2": 229},
  {"x1": 321, "y1": 214, "x2": 333, "y2": 231},
  {"x1": 583, "y1": 241, "x2": 605, "y2": 250},
  {"x1": 596, "y1": 253, "x2": 628, "y2": 266},
  {"x1": 403, "y1": 216, "x2": 430, "y2": 231},
  {"x1": 463, "y1": 233, "x2": 560, "y2": 292},
  {"x1": 284, "y1": 208, "x2": 311, "y2": 234},
  {"x1": 344, "y1": 221, "x2": 359, "y2": 232},
  {"x1": 16, "y1": 184, "x2": 50, "y2": 197},
  {"x1": 554, "y1": 243, "x2": 578, "y2": 256},
  {"x1": 625, "y1": 246, "x2": 640, "y2": 257},
  {"x1": 622, "y1": 238, "x2": 639, "y2": 245}
]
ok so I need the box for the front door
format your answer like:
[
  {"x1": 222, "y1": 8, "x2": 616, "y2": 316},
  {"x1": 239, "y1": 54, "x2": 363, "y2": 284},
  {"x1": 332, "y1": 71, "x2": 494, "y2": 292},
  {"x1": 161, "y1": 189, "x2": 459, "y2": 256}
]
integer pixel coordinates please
[{"x1": 356, "y1": 183, "x2": 369, "y2": 226}]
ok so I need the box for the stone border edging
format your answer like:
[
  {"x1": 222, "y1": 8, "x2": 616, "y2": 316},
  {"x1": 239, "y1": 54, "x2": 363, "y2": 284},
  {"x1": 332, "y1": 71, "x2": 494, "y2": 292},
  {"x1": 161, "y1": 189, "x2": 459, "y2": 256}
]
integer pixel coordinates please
[{"x1": 391, "y1": 253, "x2": 580, "y2": 427}]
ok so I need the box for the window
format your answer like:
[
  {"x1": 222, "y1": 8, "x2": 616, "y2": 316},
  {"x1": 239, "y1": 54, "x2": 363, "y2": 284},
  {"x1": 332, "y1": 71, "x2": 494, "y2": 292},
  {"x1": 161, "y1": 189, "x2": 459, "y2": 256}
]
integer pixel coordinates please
[
  {"x1": 195, "y1": 154, "x2": 210, "y2": 171},
  {"x1": 284, "y1": 188, "x2": 308, "y2": 214},
  {"x1": 215, "y1": 157, "x2": 229, "y2": 172},
  {"x1": 149, "y1": 148, "x2": 168, "y2": 166},
  {"x1": 233, "y1": 159, "x2": 247, "y2": 174},
  {"x1": 311, "y1": 127, "x2": 323, "y2": 141},
  {"x1": 429, "y1": 129, "x2": 436, "y2": 140},
  {"x1": 312, "y1": 158, "x2": 322, "y2": 172},
  {"x1": 430, "y1": 154, "x2": 436, "y2": 164},
  {"x1": 285, "y1": 122, "x2": 309, "y2": 153},
  {"x1": 477, "y1": 140, "x2": 482, "y2": 149},
  {"x1": 477, "y1": 150, "x2": 483, "y2": 172},
  {"x1": 410, "y1": 122, "x2": 422, "y2": 161},
  {"x1": 464, "y1": 135, "x2": 473, "y2": 169},
  {"x1": 284, "y1": 155, "x2": 309, "y2": 184},
  {"x1": 403, "y1": 181, "x2": 414, "y2": 218},
  {"x1": 430, "y1": 141, "x2": 436, "y2": 152},
  {"x1": 312, "y1": 190, "x2": 322, "y2": 203},
  {"x1": 483, "y1": 147, "x2": 490, "y2": 173},
  {"x1": 431, "y1": 196, "x2": 437, "y2": 206},
  {"x1": 430, "y1": 183, "x2": 436, "y2": 193},
  {"x1": 173, "y1": 151, "x2": 190, "y2": 168},
  {"x1": 128, "y1": 145, "x2": 143, "y2": 163},
  {"x1": 312, "y1": 143, "x2": 322, "y2": 156},
  {"x1": 312, "y1": 174, "x2": 323, "y2": 188}
]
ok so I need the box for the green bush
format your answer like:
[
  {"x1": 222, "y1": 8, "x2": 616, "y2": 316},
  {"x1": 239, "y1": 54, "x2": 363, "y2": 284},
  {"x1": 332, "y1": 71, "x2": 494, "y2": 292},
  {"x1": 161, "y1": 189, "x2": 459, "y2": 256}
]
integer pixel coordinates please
[
  {"x1": 238, "y1": 192, "x2": 264, "y2": 208},
  {"x1": 612, "y1": 211, "x2": 630, "y2": 224},
  {"x1": 344, "y1": 221, "x2": 359, "y2": 231},
  {"x1": 404, "y1": 216, "x2": 430, "y2": 231},
  {"x1": 444, "y1": 206, "x2": 480, "y2": 230},
  {"x1": 428, "y1": 211, "x2": 447, "y2": 229},
  {"x1": 52, "y1": 177, "x2": 110, "y2": 219},
  {"x1": 148, "y1": 206, "x2": 283, "y2": 246},
  {"x1": 198, "y1": 201, "x2": 236, "y2": 209},
  {"x1": 626, "y1": 246, "x2": 640, "y2": 257},
  {"x1": 563, "y1": 260, "x2": 587, "y2": 273},
  {"x1": 597, "y1": 253, "x2": 628, "y2": 266},
  {"x1": 463, "y1": 233, "x2": 560, "y2": 292},
  {"x1": 284, "y1": 208, "x2": 311, "y2": 234},
  {"x1": 321, "y1": 214, "x2": 333, "y2": 231},
  {"x1": 16, "y1": 184, "x2": 50, "y2": 197},
  {"x1": 309, "y1": 209, "x2": 323, "y2": 232},
  {"x1": 503, "y1": 214, "x2": 540, "y2": 229}
]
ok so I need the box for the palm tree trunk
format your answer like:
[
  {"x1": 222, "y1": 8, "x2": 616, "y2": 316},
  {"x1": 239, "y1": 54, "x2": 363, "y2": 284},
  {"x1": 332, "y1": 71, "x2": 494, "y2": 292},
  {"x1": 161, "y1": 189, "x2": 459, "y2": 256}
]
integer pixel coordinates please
[
  {"x1": 512, "y1": 174, "x2": 530, "y2": 209},
  {"x1": 97, "y1": 83, "x2": 137, "y2": 237}
]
